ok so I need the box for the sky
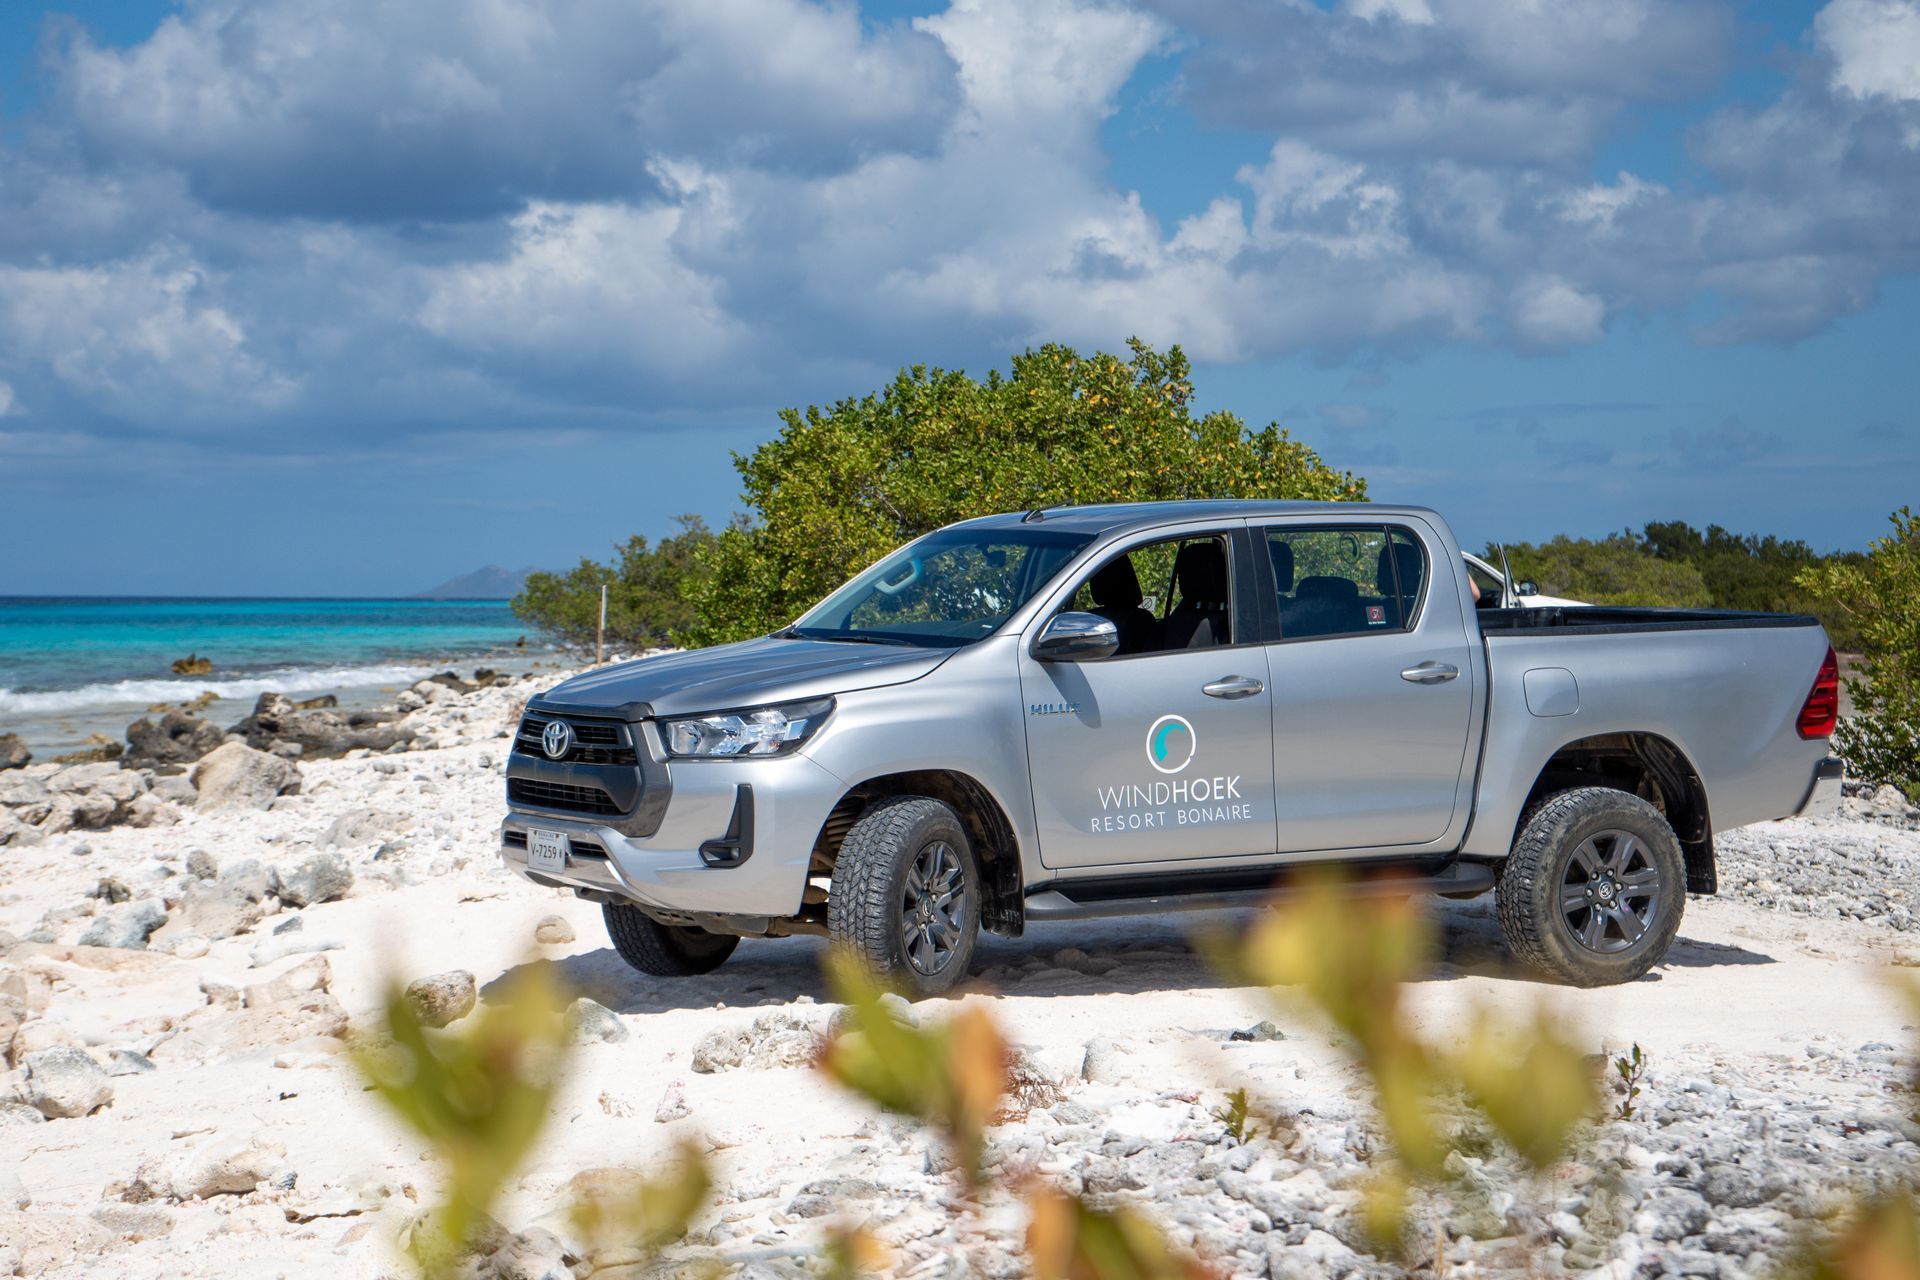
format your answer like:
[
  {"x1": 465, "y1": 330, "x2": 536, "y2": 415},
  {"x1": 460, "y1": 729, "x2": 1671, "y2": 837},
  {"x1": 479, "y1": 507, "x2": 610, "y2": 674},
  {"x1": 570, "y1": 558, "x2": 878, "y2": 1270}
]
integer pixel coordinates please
[{"x1": 0, "y1": 0, "x2": 1915, "y2": 596}]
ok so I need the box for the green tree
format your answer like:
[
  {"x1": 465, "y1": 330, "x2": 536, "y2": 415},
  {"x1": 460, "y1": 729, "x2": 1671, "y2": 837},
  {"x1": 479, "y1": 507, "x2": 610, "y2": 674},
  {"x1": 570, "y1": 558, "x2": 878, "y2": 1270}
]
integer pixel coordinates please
[
  {"x1": 1643, "y1": 520, "x2": 1860, "y2": 647},
  {"x1": 512, "y1": 515, "x2": 715, "y2": 650},
  {"x1": 1501, "y1": 534, "x2": 1714, "y2": 607},
  {"x1": 681, "y1": 340, "x2": 1366, "y2": 646},
  {"x1": 1799, "y1": 508, "x2": 1920, "y2": 797}
]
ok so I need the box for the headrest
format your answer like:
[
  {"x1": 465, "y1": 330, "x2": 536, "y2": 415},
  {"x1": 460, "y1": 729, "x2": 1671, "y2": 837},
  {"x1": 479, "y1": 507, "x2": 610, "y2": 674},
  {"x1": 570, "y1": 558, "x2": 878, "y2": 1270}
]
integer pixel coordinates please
[
  {"x1": 1089, "y1": 556, "x2": 1144, "y2": 609},
  {"x1": 1174, "y1": 540, "x2": 1229, "y2": 604},
  {"x1": 1377, "y1": 541, "x2": 1423, "y2": 596},
  {"x1": 1269, "y1": 540, "x2": 1294, "y2": 593},
  {"x1": 1296, "y1": 575, "x2": 1359, "y2": 601}
]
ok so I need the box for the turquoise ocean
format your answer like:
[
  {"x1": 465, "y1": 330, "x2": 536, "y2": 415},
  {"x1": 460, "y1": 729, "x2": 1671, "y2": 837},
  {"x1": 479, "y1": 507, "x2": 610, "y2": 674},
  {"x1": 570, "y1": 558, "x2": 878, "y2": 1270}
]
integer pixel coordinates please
[{"x1": 0, "y1": 597, "x2": 557, "y2": 758}]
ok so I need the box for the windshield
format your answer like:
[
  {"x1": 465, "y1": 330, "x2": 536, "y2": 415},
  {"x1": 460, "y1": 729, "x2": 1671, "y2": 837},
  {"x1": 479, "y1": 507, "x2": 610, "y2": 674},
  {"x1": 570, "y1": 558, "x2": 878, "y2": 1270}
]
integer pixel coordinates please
[{"x1": 788, "y1": 526, "x2": 1093, "y2": 648}]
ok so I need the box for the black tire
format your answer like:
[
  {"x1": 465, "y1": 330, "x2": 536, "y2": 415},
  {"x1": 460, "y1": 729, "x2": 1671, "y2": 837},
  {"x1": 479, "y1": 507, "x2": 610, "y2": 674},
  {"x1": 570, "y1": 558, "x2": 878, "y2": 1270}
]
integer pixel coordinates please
[
  {"x1": 603, "y1": 902, "x2": 739, "y2": 977},
  {"x1": 827, "y1": 796, "x2": 980, "y2": 998},
  {"x1": 1496, "y1": 786, "x2": 1686, "y2": 987}
]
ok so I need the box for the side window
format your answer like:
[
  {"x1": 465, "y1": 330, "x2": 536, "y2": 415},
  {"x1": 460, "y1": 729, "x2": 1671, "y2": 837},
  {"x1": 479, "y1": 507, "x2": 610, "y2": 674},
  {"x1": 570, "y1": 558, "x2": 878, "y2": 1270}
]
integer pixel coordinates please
[
  {"x1": 1266, "y1": 526, "x2": 1424, "y2": 639},
  {"x1": 1063, "y1": 533, "x2": 1234, "y2": 655}
]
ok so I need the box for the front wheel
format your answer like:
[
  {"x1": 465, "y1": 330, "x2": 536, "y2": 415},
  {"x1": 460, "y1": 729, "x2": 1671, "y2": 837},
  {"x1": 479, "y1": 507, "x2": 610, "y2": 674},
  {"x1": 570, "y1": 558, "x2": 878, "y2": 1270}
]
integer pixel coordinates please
[
  {"x1": 1496, "y1": 787, "x2": 1686, "y2": 987},
  {"x1": 603, "y1": 902, "x2": 739, "y2": 976},
  {"x1": 828, "y1": 796, "x2": 980, "y2": 998}
]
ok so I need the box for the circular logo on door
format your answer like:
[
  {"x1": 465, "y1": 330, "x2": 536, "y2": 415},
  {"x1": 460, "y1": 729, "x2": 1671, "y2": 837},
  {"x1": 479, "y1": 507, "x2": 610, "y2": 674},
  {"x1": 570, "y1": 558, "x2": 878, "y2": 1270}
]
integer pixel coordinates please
[{"x1": 1145, "y1": 714, "x2": 1197, "y2": 774}]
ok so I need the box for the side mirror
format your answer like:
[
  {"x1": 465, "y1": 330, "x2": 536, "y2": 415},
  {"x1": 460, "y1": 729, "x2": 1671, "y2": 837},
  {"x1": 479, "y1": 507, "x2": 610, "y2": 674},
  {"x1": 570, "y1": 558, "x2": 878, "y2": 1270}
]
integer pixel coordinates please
[
  {"x1": 1515, "y1": 580, "x2": 1540, "y2": 597},
  {"x1": 1033, "y1": 611, "x2": 1119, "y2": 662}
]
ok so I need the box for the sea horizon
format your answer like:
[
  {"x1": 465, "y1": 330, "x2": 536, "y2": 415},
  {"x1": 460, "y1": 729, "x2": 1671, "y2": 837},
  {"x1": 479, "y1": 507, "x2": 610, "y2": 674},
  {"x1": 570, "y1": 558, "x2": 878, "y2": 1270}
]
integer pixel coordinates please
[{"x1": 0, "y1": 596, "x2": 562, "y2": 760}]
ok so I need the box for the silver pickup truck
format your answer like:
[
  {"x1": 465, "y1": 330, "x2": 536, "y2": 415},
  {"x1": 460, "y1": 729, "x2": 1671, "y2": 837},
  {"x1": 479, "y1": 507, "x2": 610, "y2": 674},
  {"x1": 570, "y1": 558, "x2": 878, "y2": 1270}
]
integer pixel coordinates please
[{"x1": 502, "y1": 501, "x2": 1843, "y2": 995}]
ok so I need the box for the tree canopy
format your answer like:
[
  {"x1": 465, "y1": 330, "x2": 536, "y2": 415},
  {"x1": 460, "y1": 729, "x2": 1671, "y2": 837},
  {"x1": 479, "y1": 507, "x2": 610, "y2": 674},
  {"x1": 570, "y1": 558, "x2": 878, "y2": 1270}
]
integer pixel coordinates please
[
  {"x1": 511, "y1": 515, "x2": 716, "y2": 651},
  {"x1": 681, "y1": 340, "x2": 1366, "y2": 646}
]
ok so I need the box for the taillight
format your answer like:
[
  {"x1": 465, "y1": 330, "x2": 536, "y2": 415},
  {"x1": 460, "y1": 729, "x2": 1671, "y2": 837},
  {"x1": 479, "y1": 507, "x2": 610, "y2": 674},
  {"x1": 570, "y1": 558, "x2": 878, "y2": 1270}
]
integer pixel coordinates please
[{"x1": 1797, "y1": 645, "x2": 1840, "y2": 739}]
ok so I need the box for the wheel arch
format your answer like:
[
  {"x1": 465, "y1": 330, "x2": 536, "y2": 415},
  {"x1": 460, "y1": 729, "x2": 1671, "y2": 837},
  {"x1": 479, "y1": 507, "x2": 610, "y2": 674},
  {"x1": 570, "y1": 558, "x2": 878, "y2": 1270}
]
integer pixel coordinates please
[
  {"x1": 1515, "y1": 731, "x2": 1715, "y2": 894},
  {"x1": 811, "y1": 769, "x2": 1026, "y2": 936}
]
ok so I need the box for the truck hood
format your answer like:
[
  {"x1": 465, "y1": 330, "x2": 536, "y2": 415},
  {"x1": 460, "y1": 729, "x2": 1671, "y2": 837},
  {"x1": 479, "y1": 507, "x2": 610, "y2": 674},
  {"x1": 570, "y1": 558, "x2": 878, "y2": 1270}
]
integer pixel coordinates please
[{"x1": 531, "y1": 636, "x2": 951, "y2": 719}]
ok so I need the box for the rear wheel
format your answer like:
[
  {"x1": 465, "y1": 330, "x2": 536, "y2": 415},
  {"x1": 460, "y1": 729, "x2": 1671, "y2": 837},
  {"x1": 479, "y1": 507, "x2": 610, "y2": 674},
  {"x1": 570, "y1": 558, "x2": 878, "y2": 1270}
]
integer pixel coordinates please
[
  {"x1": 1496, "y1": 787, "x2": 1685, "y2": 987},
  {"x1": 603, "y1": 902, "x2": 739, "y2": 976},
  {"x1": 828, "y1": 796, "x2": 980, "y2": 998}
]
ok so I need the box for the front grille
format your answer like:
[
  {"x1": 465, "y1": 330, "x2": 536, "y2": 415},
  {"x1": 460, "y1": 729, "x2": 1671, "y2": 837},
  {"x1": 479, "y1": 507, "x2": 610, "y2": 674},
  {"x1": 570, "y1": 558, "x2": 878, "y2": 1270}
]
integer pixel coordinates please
[
  {"x1": 503, "y1": 830, "x2": 609, "y2": 858},
  {"x1": 514, "y1": 714, "x2": 638, "y2": 766},
  {"x1": 507, "y1": 778, "x2": 624, "y2": 815}
]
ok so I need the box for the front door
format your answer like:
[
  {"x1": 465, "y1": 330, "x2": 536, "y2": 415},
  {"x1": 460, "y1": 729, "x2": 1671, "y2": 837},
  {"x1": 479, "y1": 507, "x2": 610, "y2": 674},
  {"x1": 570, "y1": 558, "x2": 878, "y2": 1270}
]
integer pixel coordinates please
[
  {"x1": 1257, "y1": 520, "x2": 1476, "y2": 853},
  {"x1": 1018, "y1": 528, "x2": 1278, "y2": 870}
]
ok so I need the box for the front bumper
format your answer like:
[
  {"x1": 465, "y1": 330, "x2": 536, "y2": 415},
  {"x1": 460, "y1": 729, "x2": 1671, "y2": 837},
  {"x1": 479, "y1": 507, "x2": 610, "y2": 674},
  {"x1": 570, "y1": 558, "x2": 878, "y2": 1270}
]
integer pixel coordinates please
[
  {"x1": 500, "y1": 750, "x2": 846, "y2": 919},
  {"x1": 1794, "y1": 756, "x2": 1845, "y2": 819}
]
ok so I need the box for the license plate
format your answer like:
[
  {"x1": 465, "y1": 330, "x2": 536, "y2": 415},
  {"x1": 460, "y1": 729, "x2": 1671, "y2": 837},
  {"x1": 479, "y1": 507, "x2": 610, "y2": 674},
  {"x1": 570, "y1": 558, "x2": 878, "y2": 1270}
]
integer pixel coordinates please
[{"x1": 527, "y1": 829, "x2": 570, "y2": 872}]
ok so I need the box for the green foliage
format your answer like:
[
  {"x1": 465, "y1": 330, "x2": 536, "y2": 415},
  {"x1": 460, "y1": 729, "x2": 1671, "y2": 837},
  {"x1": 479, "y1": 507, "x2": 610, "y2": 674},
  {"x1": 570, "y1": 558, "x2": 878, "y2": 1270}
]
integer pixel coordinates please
[
  {"x1": 1613, "y1": 1043, "x2": 1648, "y2": 1121},
  {"x1": 1800, "y1": 509, "x2": 1920, "y2": 797},
  {"x1": 1501, "y1": 534, "x2": 1714, "y2": 607},
  {"x1": 818, "y1": 949, "x2": 1010, "y2": 1188},
  {"x1": 1211, "y1": 1087, "x2": 1264, "y2": 1145},
  {"x1": 1027, "y1": 1185, "x2": 1216, "y2": 1280},
  {"x1": 352, "y1": 965, "x2": 570, "y2": 1278},
  {"x1": 511, "y1": 515, "x2": 716, "y2": 650},
  {"x1": 1502, "y1": 520, "x2": 1865, "y2": 646},
  {"x1": 682, "y1": 340, "x2": 1366, "y2": 646},
  {"x1": 1233, "y1": 878, "x2": 1597, "y2": 1254}
]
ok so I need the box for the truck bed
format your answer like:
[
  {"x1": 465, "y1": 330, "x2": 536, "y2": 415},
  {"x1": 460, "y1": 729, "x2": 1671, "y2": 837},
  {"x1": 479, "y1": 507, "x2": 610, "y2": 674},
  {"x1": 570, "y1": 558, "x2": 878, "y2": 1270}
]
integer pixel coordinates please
[{"x1": 1478, "y1": 606, "x2": 1822, "y2": 635}]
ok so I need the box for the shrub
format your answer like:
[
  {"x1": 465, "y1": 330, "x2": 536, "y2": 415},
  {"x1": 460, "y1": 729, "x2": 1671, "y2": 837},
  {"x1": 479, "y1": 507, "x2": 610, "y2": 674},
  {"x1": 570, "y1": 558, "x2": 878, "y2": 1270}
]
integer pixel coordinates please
[
  {"x1": 1500, "y1": 534, "x2": 1713, "y2": 607},
  {"x1": 680, "y1": 340, "x2": 1365, "y2": 647},
  {"x1": 1799, "y1": 507, "x2": 1920, "y2": 797},
  {"x1": 511, "y1": 515, "x2": 716, "y2": 651}
]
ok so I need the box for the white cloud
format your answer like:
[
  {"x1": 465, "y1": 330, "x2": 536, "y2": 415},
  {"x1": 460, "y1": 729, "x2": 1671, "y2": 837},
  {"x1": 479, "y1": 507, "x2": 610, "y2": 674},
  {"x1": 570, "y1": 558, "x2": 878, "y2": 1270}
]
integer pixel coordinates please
[
  {"x1": 0, "y1": 252, "x2": 298, "y2": 423},
  {"x1": 1816, "y1": 0, "x2": 1920, "y2": 102},
  {"x1": 1508, "y1": 276, "x2": 1607, "y2": 350},
  {"x1": 54, "y1": 0, "x2": 960, "y2": 219},
  {"x1": 0, "y1": 382, "x2": 14, "y2": 417},
  {"x1": 416, "y1": 198, "x2": 747, "y2": 380}
]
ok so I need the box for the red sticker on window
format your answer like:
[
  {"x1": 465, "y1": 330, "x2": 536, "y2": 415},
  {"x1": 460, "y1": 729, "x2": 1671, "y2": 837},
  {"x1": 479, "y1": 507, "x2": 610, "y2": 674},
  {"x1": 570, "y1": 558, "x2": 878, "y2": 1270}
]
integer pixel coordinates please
[{"x1": 1366, "y1": 605, "x2": 1386, "y2": 625}]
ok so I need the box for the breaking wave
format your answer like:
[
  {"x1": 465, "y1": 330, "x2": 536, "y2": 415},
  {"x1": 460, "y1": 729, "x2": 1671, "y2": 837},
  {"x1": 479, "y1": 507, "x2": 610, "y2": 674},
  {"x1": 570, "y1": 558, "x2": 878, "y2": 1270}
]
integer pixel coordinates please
[{"x1": 0, "y1": 662, "x2": 444, "y2": 717}]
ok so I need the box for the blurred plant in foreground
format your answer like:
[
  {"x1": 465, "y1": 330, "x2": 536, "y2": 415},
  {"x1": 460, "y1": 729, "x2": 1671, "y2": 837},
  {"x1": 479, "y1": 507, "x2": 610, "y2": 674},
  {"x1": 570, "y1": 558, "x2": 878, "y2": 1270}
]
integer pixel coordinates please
[
  {"x1": 1231, "y1": 877, "x2": 1598, "y2": 1253},
  {"x1": 354, "y1": 962, "x2": 711, "y2": 1279},
  {"x1": 821, "y1": 948, "x2": 1216, "y2": 1278},
  {"x1": 352, "y1": 963, "x2": 572, "y2": 1278}
]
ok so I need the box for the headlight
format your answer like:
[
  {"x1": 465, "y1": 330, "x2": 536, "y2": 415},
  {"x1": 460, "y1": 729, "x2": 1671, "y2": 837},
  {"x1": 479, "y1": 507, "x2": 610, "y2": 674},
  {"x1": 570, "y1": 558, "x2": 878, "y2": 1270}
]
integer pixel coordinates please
[{"x1": 663, "y1": 697, "x2": 833, "y2": 758}]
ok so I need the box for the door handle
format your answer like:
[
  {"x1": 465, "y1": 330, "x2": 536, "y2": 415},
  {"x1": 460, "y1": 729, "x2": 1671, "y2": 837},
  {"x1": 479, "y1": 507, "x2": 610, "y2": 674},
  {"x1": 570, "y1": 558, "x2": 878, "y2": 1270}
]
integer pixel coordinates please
[
  {"x1": 1203, "y1": 675, "x2": 1265, "y2": 699},
  {"x1": 1401, "y1": 661, "x2": 1459, "y2": 684}
]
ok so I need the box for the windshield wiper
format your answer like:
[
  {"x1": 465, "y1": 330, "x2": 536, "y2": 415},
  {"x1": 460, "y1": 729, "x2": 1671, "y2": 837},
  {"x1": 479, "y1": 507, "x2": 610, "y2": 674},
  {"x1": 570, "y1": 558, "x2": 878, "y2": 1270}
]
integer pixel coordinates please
[{"x1": 805, "y1": 632, "x2": 918, "y2": 647}]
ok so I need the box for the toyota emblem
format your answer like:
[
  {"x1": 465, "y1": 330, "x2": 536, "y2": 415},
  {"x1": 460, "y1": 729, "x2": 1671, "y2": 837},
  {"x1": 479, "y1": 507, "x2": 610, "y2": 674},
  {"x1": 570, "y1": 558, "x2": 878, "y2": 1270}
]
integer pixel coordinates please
[{"x1": 541, "y1": 719, "x2": 575, "y2": 760}]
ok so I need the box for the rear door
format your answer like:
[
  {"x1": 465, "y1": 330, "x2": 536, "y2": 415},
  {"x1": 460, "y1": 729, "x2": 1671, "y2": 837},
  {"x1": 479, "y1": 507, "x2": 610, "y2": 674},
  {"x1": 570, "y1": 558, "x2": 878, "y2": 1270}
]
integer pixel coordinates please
[
  {"x1": 1257, "y1": 519, "x2": 1476, "y2": 853},
  {"x1": 1018, "y1": 525, "x2": 1278, "y2": 870}
]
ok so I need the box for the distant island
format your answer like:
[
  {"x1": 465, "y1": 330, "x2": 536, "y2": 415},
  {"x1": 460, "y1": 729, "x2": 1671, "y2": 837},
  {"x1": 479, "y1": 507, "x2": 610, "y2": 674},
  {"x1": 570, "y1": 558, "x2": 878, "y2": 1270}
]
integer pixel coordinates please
[{"x1": 413, "y1": 565, "x2": 536, "y2": 599}]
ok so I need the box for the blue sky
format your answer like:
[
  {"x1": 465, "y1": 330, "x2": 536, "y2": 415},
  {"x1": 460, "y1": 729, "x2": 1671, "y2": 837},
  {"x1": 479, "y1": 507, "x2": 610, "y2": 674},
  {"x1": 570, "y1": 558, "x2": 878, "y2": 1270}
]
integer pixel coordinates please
[{"x1": 0, "y1": 0, "x2": 1915, "y2": 595}]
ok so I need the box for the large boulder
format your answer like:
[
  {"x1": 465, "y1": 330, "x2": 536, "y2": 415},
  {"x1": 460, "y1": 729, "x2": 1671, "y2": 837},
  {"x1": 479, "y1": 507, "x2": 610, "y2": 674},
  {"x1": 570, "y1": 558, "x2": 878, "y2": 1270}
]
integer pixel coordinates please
[
  {"x1": 0, "y1": 735, "x2": 28, "y2": 771},
  {"x1": 124, "y1": 712, "x2": 226, "y2": 768},
  {"x1": 190, "y1": 742, "x2": 302, "y2": 810},
  {"x1": 77, "y1": 899, "x2": 169, "y2": 950},
  {"x1": 269, "y1": 852, "x2": 353, "y2": 908},
  {"x1": 23, "y1": 1047, "x2": 113, "y2": 1118},
  {"x1": 230, "y1": 692, "x2": 411, "y2": 760}
]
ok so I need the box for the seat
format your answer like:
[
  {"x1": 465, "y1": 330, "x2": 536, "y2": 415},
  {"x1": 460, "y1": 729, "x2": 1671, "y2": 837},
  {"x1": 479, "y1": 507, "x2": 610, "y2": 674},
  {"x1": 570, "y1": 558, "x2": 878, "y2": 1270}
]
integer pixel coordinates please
[
  {"x1": 1162, "y1": 541, "x2": 1231, "y2": 649},
  {"x1": 1376, "y1": 541, "x2": 1423, "y2": 625},
  {"x1": 1086, "y1": 557, "x2": 1161, "y2": 656},
  {"x1": 1288, "y1": 575, "x2": 1365, "y2": 637}
]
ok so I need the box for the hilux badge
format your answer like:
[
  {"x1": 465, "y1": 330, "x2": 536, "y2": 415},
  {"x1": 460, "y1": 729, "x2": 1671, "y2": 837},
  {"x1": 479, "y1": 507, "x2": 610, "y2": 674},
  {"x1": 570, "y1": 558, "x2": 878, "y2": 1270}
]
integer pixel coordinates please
[{"x1": 542, "y1": 720, "x2": 575, "y2": 760}]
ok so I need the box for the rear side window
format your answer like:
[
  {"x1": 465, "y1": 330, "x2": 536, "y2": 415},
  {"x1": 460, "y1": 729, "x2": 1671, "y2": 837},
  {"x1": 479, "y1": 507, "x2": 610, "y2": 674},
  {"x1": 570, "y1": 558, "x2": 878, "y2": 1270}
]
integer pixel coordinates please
[{"x1": 1265, "y1": 526, "x2": 1427, "y2": 639}]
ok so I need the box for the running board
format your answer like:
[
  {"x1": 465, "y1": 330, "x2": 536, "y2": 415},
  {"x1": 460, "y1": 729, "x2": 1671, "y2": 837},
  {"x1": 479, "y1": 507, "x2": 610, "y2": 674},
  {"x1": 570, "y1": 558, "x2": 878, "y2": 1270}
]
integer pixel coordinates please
[{"x1": 1021, "y1": 860, "x2": 1497, "y2": 922}]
